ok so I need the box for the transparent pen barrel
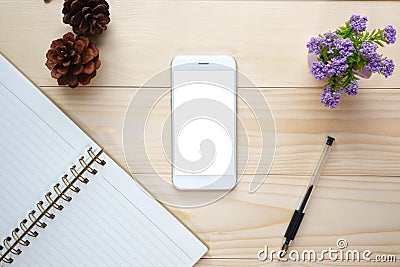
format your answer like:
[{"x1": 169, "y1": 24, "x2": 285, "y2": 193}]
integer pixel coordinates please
[
  {"x1": 310, "y1": 144, "x2": 332, "y2": 186},
  {"x1": 298, "y1": 143, "x2": 332, "y2": 211}
]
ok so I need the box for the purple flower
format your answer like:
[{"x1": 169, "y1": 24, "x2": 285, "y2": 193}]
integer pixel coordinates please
[
  {"x1": 307, "y1": 37, "x2": 324, "y2": 54},
  {"x1": 307, "y1": 15, "x2": 396, "y2": 108},
  {"x1": 333, "y1": 38, "x2": 355, "y2": 57},
  {"x1": 349, "y1": 15, "x2": 368, "y2": 34},
  {"x1": 360, "y1": 40, "x2": 378, "y2": 58},
  {"x1": 310, "y1": 61, "x2": 328, "y2": 80},
  {"x1": 344, "y1": 81, "x2": 359, "y2": 96},
  {"x1": 322, "y1": 32, "x2": 338, "y2": 54},
  {"x1": 381, "y1": 58, "x2": 395, "y2": 77},
  {"x1": 323, "y1": 31, "x2": 338, "y2": 41},
  {"x1": 327, "y1": 56, "x2": 349, "y2": 76},
  {"x1": 383, "y1": 25, "x2": 397, "y2": 44},
  {"x1": 365, "y1": 53, "x2": 383, "y2": 73},
  {"x1": 321, "y1": 86, "x2": 341, "y2": 109}
]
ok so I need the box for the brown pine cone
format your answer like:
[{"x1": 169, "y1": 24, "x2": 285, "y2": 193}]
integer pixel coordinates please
[
  {"x1": 45, "y1": 32, "x2": 101, "y2": 88},
  {"x1": 62, "y1": 0, "x2": 110, "y2": 36}
]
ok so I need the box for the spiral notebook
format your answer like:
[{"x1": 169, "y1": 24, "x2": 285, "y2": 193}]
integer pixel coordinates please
[{"x1": 0, "y1": 54, "x2": 207, "y2": 266}]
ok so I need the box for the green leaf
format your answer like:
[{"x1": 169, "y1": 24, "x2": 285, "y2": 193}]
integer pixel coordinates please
[
  {"x1": 363, "y1": 31, "x2": 370, "y2": 41},
  {"x1": 374, "y1": 40, "x2": 384, "y2": 47}
]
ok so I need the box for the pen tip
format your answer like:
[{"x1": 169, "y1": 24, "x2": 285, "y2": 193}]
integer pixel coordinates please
[{"x1": 281, "y1": 243, "x2": 289, "y2": 253}]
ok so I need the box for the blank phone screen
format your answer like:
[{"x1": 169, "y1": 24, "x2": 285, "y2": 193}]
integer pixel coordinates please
[{"x1": 172, "y1": 69, "x2": 236, "y2": 181}]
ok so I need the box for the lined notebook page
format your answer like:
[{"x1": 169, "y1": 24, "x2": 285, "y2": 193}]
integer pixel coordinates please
[
  {"x1": 0, "y1": 54, "x2": 207, "y2": 266},
  {"x1": 0, "y1": 54, "x2": 99, "y2": 241},
  {"x1": 14, "y1": 154, "x2": 207, "y2": 266}
]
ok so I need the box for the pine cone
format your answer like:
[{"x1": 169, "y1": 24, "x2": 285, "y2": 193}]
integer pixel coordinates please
[
  {"x1": 62, "y1": 0, "x2": 110, "y2": 36},
  {"x1": 45, "y1": 32, "x2": 101, "y2": 88}
]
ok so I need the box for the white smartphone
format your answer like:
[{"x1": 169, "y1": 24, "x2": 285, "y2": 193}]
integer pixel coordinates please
[{"x1": 171, "y1": 55, "x2": 237, "y2": 190}]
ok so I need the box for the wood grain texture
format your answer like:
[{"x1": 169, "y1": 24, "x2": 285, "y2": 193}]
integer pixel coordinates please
[
  {"x1": 1, "y1": 0, "x2": 400, "y2": 265},
  {"x1": 42, "y1": 86, "x2": 400, "y2": 261},
  {"x1": 0, "y1": 1, "x2": 400, "y2": 88},
  {"x1": 172, "y1": 173, "x2": 400, "y2": 260},
  {"x1": 43, "y1": 87, "x2": 400, "y2": 176},
  {"x1": 162, "y1": 173, "x2": 400, "y2": 261}
]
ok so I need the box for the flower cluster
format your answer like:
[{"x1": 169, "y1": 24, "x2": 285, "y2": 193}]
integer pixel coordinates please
[
  {"x1": 320, "y1": 86, "x2": 341, "y2": 109},
  {"x1": 349, "y1": 15, "x2": 368, "y2": 34},
  {"x1": 383, "y1": 25, "x2": 397, "y2": 44},
  {"x1": 344, "y1": 81, "x2": 359, "y2": 97},
  {"x1": 307, "y1": 15, "x2": 396, "y2": 108}
]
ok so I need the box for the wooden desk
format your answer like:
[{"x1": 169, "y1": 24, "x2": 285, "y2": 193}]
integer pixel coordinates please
[{"x1": 1, "y1": 1, "x2": 399, "y2": 265}]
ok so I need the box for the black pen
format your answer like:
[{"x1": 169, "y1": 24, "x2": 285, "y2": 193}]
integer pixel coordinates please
[{"x1": 281, "y1": 136, "x2": 335, "y2": 253}]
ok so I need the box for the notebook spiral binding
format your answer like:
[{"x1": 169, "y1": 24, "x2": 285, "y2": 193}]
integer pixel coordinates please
[{"x1": 0, "y1": 147, "x2": 106, "y2": 264}]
